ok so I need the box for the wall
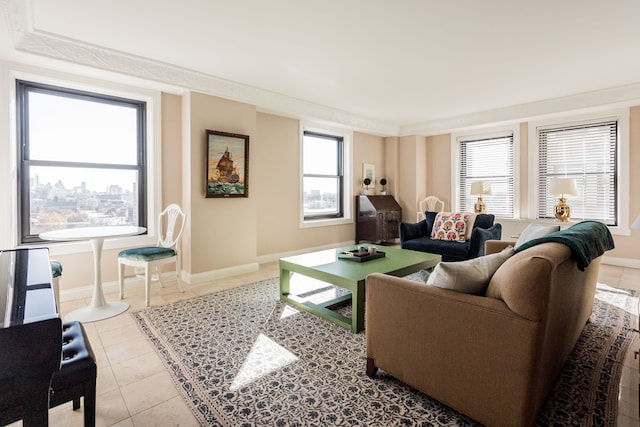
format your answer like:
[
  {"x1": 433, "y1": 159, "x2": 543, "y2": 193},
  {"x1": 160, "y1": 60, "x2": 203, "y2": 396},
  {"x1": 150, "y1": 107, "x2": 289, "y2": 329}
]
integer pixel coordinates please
[
  {"x1": 182, "y1": 92, "x2": 258, "y2": 278},
  {"x1": 426, "y1": 134, "x2": 452, "y2": 211},
  {"x1": 395, "y1": 135, "x2": 427, "y2": 222},
  {"x1": 253, "y1": 116, "x2": 386, "y2": 259},
  {"x1": 613, "y1": 105, "x2": 640, "y2": 263}
]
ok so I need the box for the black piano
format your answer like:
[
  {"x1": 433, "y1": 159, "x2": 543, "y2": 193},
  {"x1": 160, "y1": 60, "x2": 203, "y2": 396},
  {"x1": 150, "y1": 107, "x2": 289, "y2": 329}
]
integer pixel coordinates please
[{"x1": 0, "y1": 248, "x2": 61, "y2": 426}]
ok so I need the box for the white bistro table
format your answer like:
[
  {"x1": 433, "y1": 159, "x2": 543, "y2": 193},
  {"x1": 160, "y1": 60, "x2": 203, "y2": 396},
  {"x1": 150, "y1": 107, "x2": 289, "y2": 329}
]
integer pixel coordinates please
[{"x1": 40, "y1": 225, "x2": 146, "y2": 323}]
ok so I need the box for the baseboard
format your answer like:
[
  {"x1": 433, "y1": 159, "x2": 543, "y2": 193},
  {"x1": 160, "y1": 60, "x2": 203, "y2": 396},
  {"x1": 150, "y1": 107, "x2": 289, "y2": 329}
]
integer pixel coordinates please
[
  {"x1": 602, "y1": 255, "x2": 640, "y2": 269},
  {"x1": 59, "y1": 264, "x2": 263, "y2": 302},
  {"x1": 58, "y1": 247, "x2": 638, "y2": 303},
  {"x1": 255, "y1": 240, "x2": 356, "y2": 264},
  {"x1": 183, "y1": 263, "x2": 259, "y2": 285}
]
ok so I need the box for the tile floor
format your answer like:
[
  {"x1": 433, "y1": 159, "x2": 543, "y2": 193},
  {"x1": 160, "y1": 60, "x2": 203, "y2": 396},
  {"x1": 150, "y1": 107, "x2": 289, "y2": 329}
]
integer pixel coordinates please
[{"x1": 14, "y1": 262, "x2": 640, "y2": 426}]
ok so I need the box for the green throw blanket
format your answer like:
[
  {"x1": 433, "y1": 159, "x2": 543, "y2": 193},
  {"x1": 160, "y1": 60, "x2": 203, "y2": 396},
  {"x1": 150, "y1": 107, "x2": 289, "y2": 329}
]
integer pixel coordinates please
[{"x1": 514, "y1": 220, "x2": 614, "y2": 271}]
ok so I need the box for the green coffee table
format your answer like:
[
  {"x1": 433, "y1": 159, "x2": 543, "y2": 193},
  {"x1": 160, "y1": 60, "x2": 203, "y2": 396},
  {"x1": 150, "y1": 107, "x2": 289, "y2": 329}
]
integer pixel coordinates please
[{"x1": 279, "y1": 245, "x2": 440, "y2": 333}]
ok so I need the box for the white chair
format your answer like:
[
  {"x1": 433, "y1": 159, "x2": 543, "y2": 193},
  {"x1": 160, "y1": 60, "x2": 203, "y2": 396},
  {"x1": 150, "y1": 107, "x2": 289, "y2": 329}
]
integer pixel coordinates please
[
  {"x1": 118, "y1": 204, "x2": 186, "y2": 306},
  {"x1": 416, "y1": 196, "x2": 445, "y2": 221}
]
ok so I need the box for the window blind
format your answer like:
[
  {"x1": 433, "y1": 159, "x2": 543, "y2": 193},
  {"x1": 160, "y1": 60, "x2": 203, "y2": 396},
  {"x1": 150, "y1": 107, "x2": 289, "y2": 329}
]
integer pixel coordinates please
[
  {"x1": 537, "y1": 119, "x2": 617, "y2": 225},
  {"x1": 459, "y1": 134, "x2": 514, "y2": 217}
]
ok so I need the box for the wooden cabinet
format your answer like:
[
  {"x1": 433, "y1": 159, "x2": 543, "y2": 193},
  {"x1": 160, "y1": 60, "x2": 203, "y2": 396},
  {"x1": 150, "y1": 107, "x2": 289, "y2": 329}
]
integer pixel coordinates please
[{"x1": 355, "y1": 195, "x2": 402, "y2": 244}]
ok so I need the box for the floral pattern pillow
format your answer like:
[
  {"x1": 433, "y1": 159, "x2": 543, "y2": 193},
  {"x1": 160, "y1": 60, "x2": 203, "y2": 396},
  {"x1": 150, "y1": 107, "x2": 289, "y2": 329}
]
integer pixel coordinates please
[{"x1": 430, "y1": 212, "x2": 473, "y2": 243}]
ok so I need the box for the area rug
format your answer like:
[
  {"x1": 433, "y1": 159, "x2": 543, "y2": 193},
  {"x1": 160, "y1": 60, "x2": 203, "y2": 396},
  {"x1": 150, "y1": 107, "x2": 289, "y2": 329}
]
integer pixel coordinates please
[{"x1": 132, "y1": 277, "x2": 638, "y2": 426}]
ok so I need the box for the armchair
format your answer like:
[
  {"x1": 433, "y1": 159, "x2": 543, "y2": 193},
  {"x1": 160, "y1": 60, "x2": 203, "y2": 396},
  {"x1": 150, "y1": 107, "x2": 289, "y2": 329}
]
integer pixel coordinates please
[{"x1": 400, "y1": 211, "x2": 501, "y2": 261}]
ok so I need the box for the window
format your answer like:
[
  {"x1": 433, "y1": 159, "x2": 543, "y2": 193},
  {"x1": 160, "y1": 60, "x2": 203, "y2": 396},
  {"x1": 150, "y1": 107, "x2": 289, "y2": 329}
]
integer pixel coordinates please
[
  {"x1": 302, "y1": 131, "x2": 344, "y2": 220},
  {"x1": 16, "y1": 80, "x2": 147, "y2": 244},
  {"x1": 536, "y1": 118, "x2": 618, "y2": 225},
  {"x1": 457, "y1": 132, "x2": 515, "y2": 218}
]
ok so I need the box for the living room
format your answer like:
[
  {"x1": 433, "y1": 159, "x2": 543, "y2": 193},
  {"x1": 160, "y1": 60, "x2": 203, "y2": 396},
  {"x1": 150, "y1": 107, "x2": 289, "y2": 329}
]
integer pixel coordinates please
[{"x1": 1, "y1": 1, "x2": 639, "y2": 425}]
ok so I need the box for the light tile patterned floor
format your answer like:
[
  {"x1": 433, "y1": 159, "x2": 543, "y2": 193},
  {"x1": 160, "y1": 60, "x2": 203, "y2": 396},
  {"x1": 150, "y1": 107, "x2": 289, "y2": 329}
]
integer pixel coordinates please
[{"x1": 15, "y1": 262, "x2": 640, "y2": 426}]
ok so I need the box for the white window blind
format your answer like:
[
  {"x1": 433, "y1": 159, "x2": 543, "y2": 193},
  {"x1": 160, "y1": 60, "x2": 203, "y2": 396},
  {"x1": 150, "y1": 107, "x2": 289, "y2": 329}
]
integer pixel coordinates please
[
  {"x1": 459, "y1": 134, "x2": 514, "y2": 217},
  {"x1": 537, "y1": 119, "x2": 617, "y2": 225}
]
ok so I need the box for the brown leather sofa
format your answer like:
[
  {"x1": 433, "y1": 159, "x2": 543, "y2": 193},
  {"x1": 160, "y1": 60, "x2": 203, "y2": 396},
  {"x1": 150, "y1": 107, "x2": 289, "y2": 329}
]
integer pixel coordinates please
[{"x1": 365, "y1": 238, "x2": 605, "y2": 426}]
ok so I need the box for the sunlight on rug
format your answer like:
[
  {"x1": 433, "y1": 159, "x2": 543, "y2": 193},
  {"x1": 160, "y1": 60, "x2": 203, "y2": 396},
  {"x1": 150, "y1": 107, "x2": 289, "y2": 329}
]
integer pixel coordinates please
[
  {"x1": 230, "y1": 333, "x2": 299, "y2": 392},
  {"x1": 132, "y1": 278, "x2": 638, "y2": 426}
]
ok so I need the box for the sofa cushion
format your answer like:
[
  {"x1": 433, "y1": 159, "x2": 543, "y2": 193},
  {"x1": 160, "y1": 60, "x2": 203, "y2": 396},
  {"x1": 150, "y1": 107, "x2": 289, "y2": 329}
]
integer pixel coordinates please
[
  {"x1": 515, "y1": 223, "x2": 560, "y2": 249},
  {"x1": 424, "y1": 211, "x2": 437, "y2": 234},
  {"x1": 431, "y1": 212, "x2": 473, "y2": 242},
  {"x1": 402, "y1": 237, "x2": 471, "y2": 259},
  {"x1": 426, "y1": 246, "x2": 515, "y2": 294}
]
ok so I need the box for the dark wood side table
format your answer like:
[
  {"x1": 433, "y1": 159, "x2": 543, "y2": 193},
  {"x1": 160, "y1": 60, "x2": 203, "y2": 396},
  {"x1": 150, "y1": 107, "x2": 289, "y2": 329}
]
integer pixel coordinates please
[{"x1": 355, "y1": 195, "x2": 402, "y2": 244}]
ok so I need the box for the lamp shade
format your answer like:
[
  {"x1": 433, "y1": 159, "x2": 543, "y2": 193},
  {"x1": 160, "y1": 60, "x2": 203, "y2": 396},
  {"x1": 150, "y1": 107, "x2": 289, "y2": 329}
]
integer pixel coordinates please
[
  {"x1": 470, "y1": 181, "x2": 492, "y2": 196},
  {"x1": 549, "y1": 178, "x2": 577, "y2": 197},
  {"x1": 632, "y1": 215, "x2": 640, "y2": 229}
]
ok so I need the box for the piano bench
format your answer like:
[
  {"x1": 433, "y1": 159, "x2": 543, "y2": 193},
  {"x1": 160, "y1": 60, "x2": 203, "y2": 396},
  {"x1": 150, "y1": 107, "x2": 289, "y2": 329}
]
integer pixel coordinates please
[{"x1": 50, "y1": 321, "x2": 97, "y2": 427}]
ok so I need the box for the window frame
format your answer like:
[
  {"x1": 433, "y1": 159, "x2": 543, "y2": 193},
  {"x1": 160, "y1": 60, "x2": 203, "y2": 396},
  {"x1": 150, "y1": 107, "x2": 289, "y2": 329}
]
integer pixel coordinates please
[
  {"x1": 451, "y1": 125, "x2": 520, "y2": 218},
  {"x1": 299, "y1": 122, "x2": 352, "y2": 228},
  {"x1": 3, "y1": 69, "x2": 161, "y2": 252},
  {"x1": 16, "y1": 79, "x2": 148, "y2": 244},
  {"x1": 528, "y1": 109, "x2": 629, "y2": 234}
]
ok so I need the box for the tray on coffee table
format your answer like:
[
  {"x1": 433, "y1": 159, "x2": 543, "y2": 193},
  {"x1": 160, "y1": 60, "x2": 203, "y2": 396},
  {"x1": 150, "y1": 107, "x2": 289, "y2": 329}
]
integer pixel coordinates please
[{"x1": 338, "y1": 249, "x2": 385, "y2": 262}]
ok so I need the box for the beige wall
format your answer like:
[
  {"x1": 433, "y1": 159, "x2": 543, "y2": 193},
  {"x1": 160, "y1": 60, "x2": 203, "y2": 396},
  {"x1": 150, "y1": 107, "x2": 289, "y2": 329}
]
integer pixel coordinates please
[
  {"x1": 613, "y1": 105, "x2": 640, "y2": 260},
  {"x1": 426, "y1": 133, "x2": 452, "y2": 211},
  {"x1": 395, "y1": 135, "x2": 428, "y2": 222},
  {"x1": 183, "y1": 92, "x2": 258, "y2": 274},
  {"x1": 255, "y1": 113, "x2": 358, "y2": 256}
]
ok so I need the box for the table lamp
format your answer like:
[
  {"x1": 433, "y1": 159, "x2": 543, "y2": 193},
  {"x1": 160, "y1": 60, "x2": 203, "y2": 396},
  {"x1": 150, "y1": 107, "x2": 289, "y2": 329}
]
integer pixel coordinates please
[
  {"x1": 470, "y1": 181, "x2": 491, "y2": 214},
  {"x1": 549, "y1": 178, "x2": 577, "y2": 222}
]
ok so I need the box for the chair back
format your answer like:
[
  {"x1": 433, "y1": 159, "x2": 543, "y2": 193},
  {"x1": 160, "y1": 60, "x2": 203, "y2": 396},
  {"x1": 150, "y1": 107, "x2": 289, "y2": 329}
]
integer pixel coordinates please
[
  {"x1": 157, "y1": 204, "x2": 186, "y2": 250},
  {"x1": 420, "y1": 196, "x2": 444, "y2": 213}
]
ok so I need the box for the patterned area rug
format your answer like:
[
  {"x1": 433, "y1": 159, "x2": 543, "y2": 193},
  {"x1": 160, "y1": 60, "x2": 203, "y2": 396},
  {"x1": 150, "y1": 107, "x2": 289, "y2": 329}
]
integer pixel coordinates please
[{"x1": 132, "y1": 277, "x2": 638, "y2": 426}]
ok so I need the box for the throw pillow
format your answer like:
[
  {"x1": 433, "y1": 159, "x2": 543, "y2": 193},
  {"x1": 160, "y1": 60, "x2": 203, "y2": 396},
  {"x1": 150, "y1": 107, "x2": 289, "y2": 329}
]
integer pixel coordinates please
[
  {"x1": 426, "y1": 246, "x2": 515, "y2": 294},
  {"x1": 430, "y1": 212, "x2": 473, "y2": 243},
  {"x1": 515, "y1": 223, "x2": 560, "y2": 249}
]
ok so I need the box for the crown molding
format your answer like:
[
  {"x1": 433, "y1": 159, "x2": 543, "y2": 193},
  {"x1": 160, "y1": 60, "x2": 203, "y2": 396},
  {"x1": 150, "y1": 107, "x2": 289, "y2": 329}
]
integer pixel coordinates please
[
  {"x1": 3, "y1": 0, "x2": 399, "y2": 136},
  {"x1": 5, "y1": 0, "x2": 640, "y2": 138},
  {"x1": 400, "y1": 82, "x2": 640, "y2": 136}
]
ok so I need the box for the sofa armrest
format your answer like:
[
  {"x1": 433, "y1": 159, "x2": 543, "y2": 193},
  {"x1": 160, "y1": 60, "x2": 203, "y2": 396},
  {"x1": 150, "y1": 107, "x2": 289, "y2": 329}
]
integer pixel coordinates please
[
  {"x1": 485, "y1": 240, "x2": 515, "y2": 255},
  {"x1": 468, "y1": 223, "x2": 502, "y2": 258},
  {"x1": 399, "y1": 220, "x2": 429, "y2": 245},
  {"x1": 365, "y1": 272, "x2": 541, "y2": 426}
]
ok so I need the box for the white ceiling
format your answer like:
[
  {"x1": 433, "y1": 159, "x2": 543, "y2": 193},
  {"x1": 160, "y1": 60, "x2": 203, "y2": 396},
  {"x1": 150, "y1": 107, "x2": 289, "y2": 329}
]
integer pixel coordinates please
[{"x1": 2, "y1": 0, "x2": 640, "y2": 136}]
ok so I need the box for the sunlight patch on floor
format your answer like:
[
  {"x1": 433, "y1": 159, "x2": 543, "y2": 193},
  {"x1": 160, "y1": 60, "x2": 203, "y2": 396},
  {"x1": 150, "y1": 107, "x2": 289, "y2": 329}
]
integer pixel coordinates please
[
  {"x1": 229, "y1": 333, "x2": 298, "y2": 391},
  {"x1": 280, "y1": 305, "x2": 299, "y2": 319}
]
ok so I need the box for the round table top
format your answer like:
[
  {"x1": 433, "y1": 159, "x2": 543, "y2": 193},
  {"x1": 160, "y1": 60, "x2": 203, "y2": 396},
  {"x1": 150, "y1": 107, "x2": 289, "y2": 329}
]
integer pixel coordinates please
[{"x1": 39, "y1": 226, "x2": 146, "y2": 241}]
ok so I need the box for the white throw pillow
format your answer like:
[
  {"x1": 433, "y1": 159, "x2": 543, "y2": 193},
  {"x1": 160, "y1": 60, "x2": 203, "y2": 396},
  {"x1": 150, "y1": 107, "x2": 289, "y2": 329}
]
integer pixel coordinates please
[
  {"x1": 427, "y1": 246, "x2": 515, "y2": 294},
  {"x1": 515, "y1": 223, "x2": 560, "y2": 249}
]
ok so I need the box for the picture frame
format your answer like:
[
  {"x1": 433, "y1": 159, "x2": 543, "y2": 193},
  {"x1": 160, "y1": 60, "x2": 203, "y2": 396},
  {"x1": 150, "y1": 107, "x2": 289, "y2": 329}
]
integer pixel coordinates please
[
  {"x1": 206, "y1": 130, "x2": 249, "y2": 198},
  {"x1": 362, "y1": 163, "x2": 375, "y2": 188}
]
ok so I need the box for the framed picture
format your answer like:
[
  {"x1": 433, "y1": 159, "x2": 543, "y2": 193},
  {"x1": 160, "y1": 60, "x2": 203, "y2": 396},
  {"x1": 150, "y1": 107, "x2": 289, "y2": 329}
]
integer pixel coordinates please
[
  {"x1": 362, "y1": 163, "x2": 375, "y2": 188},
  {"x1": 206, "y1": 130, "x2": 249, "y2": 198}
]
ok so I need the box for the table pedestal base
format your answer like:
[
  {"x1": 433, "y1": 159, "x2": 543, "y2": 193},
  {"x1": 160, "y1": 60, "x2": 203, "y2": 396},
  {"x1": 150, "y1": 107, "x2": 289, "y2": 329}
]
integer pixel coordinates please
[{"x1": 64, "y1": 301, "x2": 129, "y2": 323}]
